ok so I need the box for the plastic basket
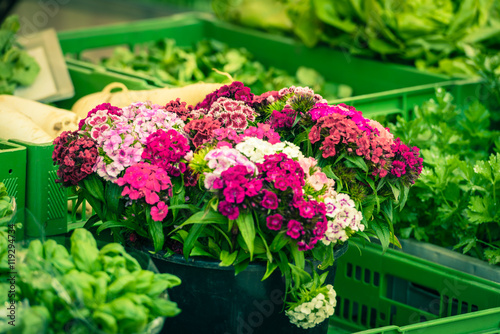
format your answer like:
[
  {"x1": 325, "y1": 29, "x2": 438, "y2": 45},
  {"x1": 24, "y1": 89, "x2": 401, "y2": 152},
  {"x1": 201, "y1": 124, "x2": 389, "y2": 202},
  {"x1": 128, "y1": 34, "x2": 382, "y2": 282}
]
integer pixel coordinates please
[
  {"x1": 0, "y1": 140, "x2": 26, "y2": 232},
  {"x1": 345, "y1": 307, "x2": 500, "y2": 334},
  {"x1": 327, "y1": 239, "x2": 500, "y2": 333},
  {"x1": 54, "y1": 12, "x2": 471, "y2": 117},
  {"x1": 7, "y1": 140, "x2": 69, "y2": 237}
]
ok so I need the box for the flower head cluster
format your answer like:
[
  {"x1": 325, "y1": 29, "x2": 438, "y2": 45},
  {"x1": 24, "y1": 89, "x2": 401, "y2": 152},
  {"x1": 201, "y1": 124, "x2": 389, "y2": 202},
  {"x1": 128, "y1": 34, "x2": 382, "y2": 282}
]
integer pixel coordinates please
[
  {"x1": 203, "y1": 146, "x2": 257, "y2": 191},
  {"x1": 216, "y1": 165, "x2": 262, "y2": 220},
  {"x1": 257, "y1": 154, "x2": 327, "y2": 251},
  {"x1": 309, "y1": 103, "x2": 377, "y2": 135},
  {"x1": 142, "y1": 129, "x2": 191, "y2": 177},
  {"x1": 184, "y1": 117, "x2": 222, "y2": 148},
  {"x1": 213, "y1": 123, "x2": 281, "y2": 146},
  {"x1": 286, "y1": 285, "x2": 337, "y2": 329},
  {"x1": 309, "y1": 113, "x2": 394, "y2": 177},
  {"x1": 269, "y1": 107, "x2": 297, "y2": 129},
  {"x1": 52, "y1": 131, "x2": 98, "y2": 186},
  {"x1": 235, "y1": 137, "x2": 304, "y2": 163},
  {"x1": 204, "y1": 97, "x2": 257, "y2": 131},
  {"x1": 299, "y1": 157, "x2": 336, "y2": 194},
  {"x1": 81, "y1": 101, "x2": 186, "y2": 181},
  {"x1": 278, "y1": 86, "x2": 326, "y2": 105},
  {"x1": 116, "y1": 162, "x2": 173, "y2": 221},
  {"x1": 196, "y1": 81, "x2": 254, "y2": 110},
  {"x1": 390, "y1": 138, "x2": 423, "y2": 184},
  {"x1": 322, "y1": 193, "x2": 364, "y2": 245},
  {"x1": 78, "y1": 103, "x2": 122, "y2": 130},
  {"x1": 164, "y1": 98, "x2": 194, "y2": 122}
]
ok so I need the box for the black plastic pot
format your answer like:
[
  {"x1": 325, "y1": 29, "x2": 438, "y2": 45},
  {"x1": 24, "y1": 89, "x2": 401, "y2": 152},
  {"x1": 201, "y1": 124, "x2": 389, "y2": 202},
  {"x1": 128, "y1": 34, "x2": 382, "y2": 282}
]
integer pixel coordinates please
[{"x1": 150, "y1": 242, "x2": 348, "y2": 334}]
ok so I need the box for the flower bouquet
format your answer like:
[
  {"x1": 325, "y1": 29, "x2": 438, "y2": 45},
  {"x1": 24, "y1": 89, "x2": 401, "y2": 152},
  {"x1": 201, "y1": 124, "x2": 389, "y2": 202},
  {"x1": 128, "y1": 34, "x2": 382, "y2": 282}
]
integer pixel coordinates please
[{"x1": 53, "y1": 82, "x2": 422, "y2": 330}]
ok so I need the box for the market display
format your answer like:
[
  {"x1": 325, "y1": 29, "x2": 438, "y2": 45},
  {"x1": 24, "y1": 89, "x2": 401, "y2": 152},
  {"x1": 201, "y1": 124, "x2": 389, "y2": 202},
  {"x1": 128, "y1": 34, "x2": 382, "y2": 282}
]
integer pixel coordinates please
[
  {"x1": 51, "y1": 81, "x2": 422, "y2": 330},
  {"x1": 1, "y1": 3, "x2": 500, "y2": 333}
]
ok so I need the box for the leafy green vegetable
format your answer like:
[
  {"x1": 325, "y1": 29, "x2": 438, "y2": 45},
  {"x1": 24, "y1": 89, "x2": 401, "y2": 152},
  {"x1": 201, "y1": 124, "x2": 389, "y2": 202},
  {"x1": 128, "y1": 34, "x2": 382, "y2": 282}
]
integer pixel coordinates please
[
  {"x1": 81, "y1": 38, "x2": 351, "y2": 100},
  {"x1": 0, "y1": 229, "x2": 181, "y2": 333},
  {"x1": 213, "y1": 0, "x2": 500, "y2": 78},
  {"x1": 389, "y1": 89, "x2": 500, "y2": 264},
  {"x1": 0, "y1": 15, "x2": 40, "y2": 94}
]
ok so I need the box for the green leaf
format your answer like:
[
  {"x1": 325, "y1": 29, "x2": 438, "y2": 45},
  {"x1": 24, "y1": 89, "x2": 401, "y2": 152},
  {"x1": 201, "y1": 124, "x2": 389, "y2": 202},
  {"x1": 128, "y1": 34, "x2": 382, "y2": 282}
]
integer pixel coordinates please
[
  {"x1": 183, "y1": 223, "x2": 206, "y2": 260},
  {"x1": 176, "y1": 209, "x2": 227, "y2": 228},
  {"x1": 97, "y1": 220, "x2": 147, "y2": 238},
  {"x1": 82, "y1": 174, "x2": 106, "y2": 203},
  {"x1": 288, "y1": 263, "x2": 312, "y2": 290},
  {"x1": 219, "y1": 250, "x2": 238, "y2": 267},
  {"x1": 235, "y1": 213, "x2": 255, "y2": 261},
  {"x1": 262, "y1": 261, "x2": 279, "y2": 281},
  {"x1": 345, "y1": 155, "x2": 368, "y2": 172},
  {"x1": 290, "y1": 243, "x2": 305, "y2": 269},
  {"x1": 269, "y1": 231, "x2": 289, "y2": 252},
  {"x1": 146, "y1": 208, "x2": 165, "y2": 253},
  {"x1": 370, "y1": 218, "x2": 391, "y2": 253}
]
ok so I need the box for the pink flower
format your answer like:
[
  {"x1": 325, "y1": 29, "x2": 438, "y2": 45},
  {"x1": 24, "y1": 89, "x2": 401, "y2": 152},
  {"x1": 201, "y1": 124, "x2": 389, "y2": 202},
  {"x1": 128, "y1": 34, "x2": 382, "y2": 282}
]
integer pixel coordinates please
[
  {"x1": 218, "y1": 200, "x2": 240, "y2": 220},
  {"x1": 286, "y1": 220, "x2": 303, "y2": 239},
  {"x1": 308, "y1": 171, "x2": 328, "y2": 191},
  {"x1": 223, "y1": 186, "x2": 246, "y2": 204},
  {"x1": 266, "y1": 214, "x2": 283, "y2": 231},
  {"x1": 151, "y1": 201, "x2": 168, "y2": 221},
  {"x1": 261, "y1": 190, "x2": 279, "y2": 210}
]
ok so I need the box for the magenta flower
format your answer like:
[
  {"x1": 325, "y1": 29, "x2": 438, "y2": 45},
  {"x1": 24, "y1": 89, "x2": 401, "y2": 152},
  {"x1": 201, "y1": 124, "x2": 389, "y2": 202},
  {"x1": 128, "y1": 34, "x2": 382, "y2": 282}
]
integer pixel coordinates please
[
  {"x1": 218, "y1": 200, "x2": 240, "y2": 220},
  {"x1": 151, "y1": 201, "x2": 168, "y2": 221},
  {"x1": 223, "y1": 186, "x2": 246, "y2": 204},
  {"x1": 261, "y1": 190, "x2": 279, "y2": 210},
  {"x1": 286, "y1": 220, "x2": 303, "y2": 239},
  {"x1": 266, "y1": 214, "x2": 283, "y2": 231}
]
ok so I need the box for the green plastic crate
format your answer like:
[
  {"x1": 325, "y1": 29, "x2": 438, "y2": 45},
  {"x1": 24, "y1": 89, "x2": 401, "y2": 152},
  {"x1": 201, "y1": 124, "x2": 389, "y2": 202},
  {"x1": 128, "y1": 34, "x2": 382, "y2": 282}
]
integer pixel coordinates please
[
  {"x1": 0, "y1": 141, "x2": 26, "y2": 232},
  {"x1": 8, "y1": 140, "x2": 68, "y2": 237},
  {"x1": 328, "y1": 239, "x2": 500, "y2": 333},
  {"x1": 348, "y1": 307, "x2": 500, "y2": 334},
  {"x1": 55, "y1": 12, "x2": 469, "y2": 116}
]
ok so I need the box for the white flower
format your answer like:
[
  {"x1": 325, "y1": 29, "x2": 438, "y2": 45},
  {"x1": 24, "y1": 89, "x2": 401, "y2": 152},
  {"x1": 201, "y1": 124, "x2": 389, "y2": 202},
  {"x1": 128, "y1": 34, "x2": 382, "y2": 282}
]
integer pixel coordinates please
[
  {"x1": 285, "y1": 285, "x2": 337, "y2": 329},
  {"x1": 235, "y1": 138, "x2": 303, "y2": 163}
]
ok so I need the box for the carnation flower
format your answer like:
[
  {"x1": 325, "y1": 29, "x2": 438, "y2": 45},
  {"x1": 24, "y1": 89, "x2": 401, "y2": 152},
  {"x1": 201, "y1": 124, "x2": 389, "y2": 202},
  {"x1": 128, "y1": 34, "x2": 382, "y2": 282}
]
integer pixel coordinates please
[
  {"x1": 53, "y1": 131, "x2": 98, "y2": 186},
  {"x1": 322, "y1": 193, "x2": 364, "y2": 246},
  {"x1": 196, "y1": 81, "x2": 254, "y2": 110}
]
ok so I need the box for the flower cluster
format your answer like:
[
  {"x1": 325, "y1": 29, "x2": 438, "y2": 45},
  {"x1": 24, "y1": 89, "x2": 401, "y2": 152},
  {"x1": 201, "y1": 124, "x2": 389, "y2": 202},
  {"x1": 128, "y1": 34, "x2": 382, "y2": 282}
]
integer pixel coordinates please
[
  {"x1": 390, "y1": 138, "x2": 423, "y2": 184},
  {"x1": 82, "y1": 101, "x2": 187, "y2": 181},
  {"x1": 256, "y1": 153, "x2": 327, "y2": 251},
  {"x1": 309, "y1": 103, "x2": 377, "y2": 135},
  {"x1": 309, "y1": 113, "x2": 394, "y2": 177},
  {"x1": 116, "y1": 162, "x2": 173, "y2": 221},
  {"x1": 184, "y1": 117, "x2": 222, "y2": 148},
  {"x1": 269, "y1": 107, "x2": 297, "y2": 129},
  {"x1": 196, "y1": 81, "x2": 254, "y2": 110},
  {"x1": 142, "y1": 129, "x2": 191, "y2": 177},
  {"x1": 322, "y1": 193, "x2": 364, "y2": 245},
  {"x1": 78, "y1": 103, "x2": 122, "y2": 130},
  {"x1": 164, "y1": 98, "x2": 194, "y2": 122},
  {"x1": 202, "y1": 97, "x2": 257, "y2": 131},
  {"x1": 203, "y1": 146, "x2": 257, "y2": 191},
  {"x1": 286, "y1": 285, "x2": 337, "y2": 329},
  {"x1": 235, "y1": 137, "x2": 303, "y2": 163},
  {"x1": 52, "y1": 131, "x2": 98, "y2": 186},
  {"x1": 213, "y1": 123, "x2": 281, "y2": 146}
]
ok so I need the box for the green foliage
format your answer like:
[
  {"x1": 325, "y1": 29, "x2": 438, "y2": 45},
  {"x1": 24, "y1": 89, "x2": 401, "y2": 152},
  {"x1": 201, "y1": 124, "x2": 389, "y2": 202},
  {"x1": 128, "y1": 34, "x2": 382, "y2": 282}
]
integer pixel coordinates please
[
  {"x1": 0, "y1": 15, "x2": 40, "y2": 94},
  {"x1": 91, "y1": 38, "x2": 351, "y2": 100},
  {"x1": 390, "y1": 90, "x2": 500, "y2": 264},
  {"x1": 0, "y1": 229, "x2": 181, "y2": 333},
  {"x1": 213, "y1": 0, "x2": 500, "y2": 78}
]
